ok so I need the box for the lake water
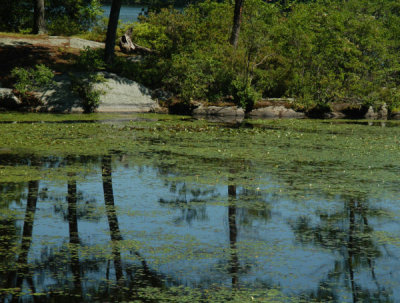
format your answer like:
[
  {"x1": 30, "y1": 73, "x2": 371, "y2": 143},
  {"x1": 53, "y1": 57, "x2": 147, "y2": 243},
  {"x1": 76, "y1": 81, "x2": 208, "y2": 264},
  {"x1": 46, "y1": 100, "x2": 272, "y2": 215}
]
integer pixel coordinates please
[
  {"x1": 102, "y1": 5, "x2": 146, "y2": 23},
  {"x1": 1, "y1": 114, "x2": 400, "y2": 302}
]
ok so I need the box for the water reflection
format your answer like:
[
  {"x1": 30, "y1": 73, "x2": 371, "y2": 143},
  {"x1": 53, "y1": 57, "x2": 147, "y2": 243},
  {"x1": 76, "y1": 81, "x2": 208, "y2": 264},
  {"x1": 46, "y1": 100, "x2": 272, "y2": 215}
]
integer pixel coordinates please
[
  {"x1": 228, "y1": 183, "x2": 239, "y2": 289},
  {"x1": 101, "y1": 155, "x2": 164, "y2": 300},
  {"x1": 67, "y1": 167, "x2": 82, "y2": 300},
  {"x1": 0, "y1": 153, "x2": 399, "y2": 302},
  {"x1": 102, "y1": 155, "x2": 124, "y2": 285},
  {"x1": 291, "y1": 194, "x2": 393, "y2": 302},
  {"x1": 12, "y1": 180, "x2": 39, "y2": 302},
  {"x1": 158, "y1": 181, "x2": 214, "y2": 225}
]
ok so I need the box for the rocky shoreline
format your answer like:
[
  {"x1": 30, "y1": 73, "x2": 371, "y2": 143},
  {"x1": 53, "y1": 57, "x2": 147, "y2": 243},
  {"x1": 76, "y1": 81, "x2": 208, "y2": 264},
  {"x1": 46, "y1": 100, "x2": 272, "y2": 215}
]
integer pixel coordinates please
[
  {"x1": 188, "y1": 99, "x2": 396, "y2": 121},
  {"x1": 0, "y1": 72, "x2": 160, "y2": 113},
  {"x1": 1, "y1": 35, "x2": 397, "y2": 120},
  {"x1": 1, "y1": 82, "x2": 398, "y2": 121}
]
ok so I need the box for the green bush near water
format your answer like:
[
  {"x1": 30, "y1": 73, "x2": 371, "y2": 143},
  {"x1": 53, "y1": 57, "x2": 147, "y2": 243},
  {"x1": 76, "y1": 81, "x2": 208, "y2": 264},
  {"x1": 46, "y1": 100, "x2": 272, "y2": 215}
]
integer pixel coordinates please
[
  {"x1": 11, "y1": 64, "x2": 54, "y2": 105},
  {"x1": 113, "y1": 0, "x2": 400, "y2": 112},
  {"x1": 70, "y1": 73, "x2": 106, "y2": 113},
  {"x1": 70, "y1": 47, "x2": 107, "y2": 113}
]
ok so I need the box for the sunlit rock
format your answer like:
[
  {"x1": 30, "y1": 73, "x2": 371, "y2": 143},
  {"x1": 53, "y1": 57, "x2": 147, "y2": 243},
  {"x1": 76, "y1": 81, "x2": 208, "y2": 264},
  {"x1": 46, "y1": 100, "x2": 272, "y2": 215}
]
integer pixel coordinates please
[
  {"x1": 249, "y1": 106, "x2": 305, "y2": 118},
  {"x1": 193, "y1": 105, "x2": 245, "y2": 117}
]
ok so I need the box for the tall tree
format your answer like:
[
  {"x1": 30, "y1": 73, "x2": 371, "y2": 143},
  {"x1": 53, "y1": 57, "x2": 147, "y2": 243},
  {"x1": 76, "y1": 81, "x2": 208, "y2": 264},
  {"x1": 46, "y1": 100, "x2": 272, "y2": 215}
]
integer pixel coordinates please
[
  {"x1": 104, "y1": 0, "x2": 123, "y2": 64},
  {"x1": 33, "y1": 0, "x2": 46, "y2": 34},
  {"x1": 229, "y1": 0, "x2": 245, "y2": 47}
]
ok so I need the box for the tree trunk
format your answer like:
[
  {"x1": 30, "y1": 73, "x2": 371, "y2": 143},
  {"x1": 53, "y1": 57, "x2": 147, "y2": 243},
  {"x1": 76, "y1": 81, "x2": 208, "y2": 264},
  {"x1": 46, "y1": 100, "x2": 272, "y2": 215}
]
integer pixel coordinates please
[
  {"x1": 33, "y1": 0, "x2": 46, "y2": 34},
  {"x1": 229, "y1": 0, "x2": 245, "y2": 48},
  {"x1": 105, "y1": 0, "x2": 123, "y2": 64}
]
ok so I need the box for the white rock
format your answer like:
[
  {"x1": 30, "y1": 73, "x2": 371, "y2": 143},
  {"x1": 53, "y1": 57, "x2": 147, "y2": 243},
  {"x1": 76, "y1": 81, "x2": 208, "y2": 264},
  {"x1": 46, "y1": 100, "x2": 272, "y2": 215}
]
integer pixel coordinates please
[
  {"x1": 193, "y1": 106, "x2": 245, "y2": 117},
  {"x1": 0, "y1": 88, "x2": 21, "y2": 108},
  {"x1": 249, "y1": 106, "x2": 304, "y2": 118},
  {"x1": 38, "y1": 72, "x2": 158, "y2": 113}
]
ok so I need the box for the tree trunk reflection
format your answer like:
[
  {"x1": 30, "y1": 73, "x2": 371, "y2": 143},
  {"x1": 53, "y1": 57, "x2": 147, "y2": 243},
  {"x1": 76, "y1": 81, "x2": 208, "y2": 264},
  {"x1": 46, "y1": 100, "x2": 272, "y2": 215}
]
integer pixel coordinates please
[
  {"x1": 348, "y1": 199, "x2": 356, "y2": 303},
  {"x1": 228, "y1": 184, "x2": 239, "y2": 289},
  {"x1": 102, "y1": 155, "x2": 124, "y2": 283},
  {"x1": 67, "y1": 171, "x2": 82, "y2": 298},
  {"x1": 12, "y1": 180, "x2": 39, "y2": 302}
]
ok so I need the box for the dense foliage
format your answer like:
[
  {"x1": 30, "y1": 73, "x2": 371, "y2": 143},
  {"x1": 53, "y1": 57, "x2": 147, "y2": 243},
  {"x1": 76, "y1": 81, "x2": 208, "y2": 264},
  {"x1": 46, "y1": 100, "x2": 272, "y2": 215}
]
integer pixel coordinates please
[
  {"x1": 0, "y1": 0, "x2": 32, "y2": 32},
  {"x1": 69, "y1": 47, "x2": 107, "y2": 113},
  {"x1": 0, "y1": 0, "x2": 102, "y2": 35},
  {"x1": 116, "y1": 0, "x2": 400, "y2": 112},
  {"x1": 2, "y1": 0, "x2": 400, "y2": 112},
  {"x1": 101, "y1": 0, "x2": 202, "y2": 8},
  {"x1": 11, "y1": 64, "x2": 54, "y2": 104}
]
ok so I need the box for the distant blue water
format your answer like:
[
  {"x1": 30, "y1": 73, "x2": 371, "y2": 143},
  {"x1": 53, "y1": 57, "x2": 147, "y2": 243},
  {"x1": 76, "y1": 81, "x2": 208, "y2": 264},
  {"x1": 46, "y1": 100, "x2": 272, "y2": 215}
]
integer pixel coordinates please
[{"x1": 102, "y1": 5, "x2": 147, "y2": 23}]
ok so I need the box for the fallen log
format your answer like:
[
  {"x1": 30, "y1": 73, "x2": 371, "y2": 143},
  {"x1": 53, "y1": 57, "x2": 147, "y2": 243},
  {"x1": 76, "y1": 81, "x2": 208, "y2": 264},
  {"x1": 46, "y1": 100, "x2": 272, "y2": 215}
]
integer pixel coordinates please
[{"x1": 119, "y1": 28, "x2": 156, "y2": 55}]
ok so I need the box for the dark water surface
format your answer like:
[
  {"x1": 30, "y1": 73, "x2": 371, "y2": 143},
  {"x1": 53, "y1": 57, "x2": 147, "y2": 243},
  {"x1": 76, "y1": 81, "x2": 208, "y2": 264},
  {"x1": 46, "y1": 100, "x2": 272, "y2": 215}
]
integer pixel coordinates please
[{"x1": 1, "y1": 115, "x2": 400, "y2": 302}]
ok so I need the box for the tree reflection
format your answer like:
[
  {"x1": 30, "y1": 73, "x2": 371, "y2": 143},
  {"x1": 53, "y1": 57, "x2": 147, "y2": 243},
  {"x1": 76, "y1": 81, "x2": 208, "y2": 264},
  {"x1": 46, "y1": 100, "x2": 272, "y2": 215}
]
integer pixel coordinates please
[
  {"x1": 228, "y1": 184, "x2": 239, "y2": 289},
  {"x1": 291, "y1": 194, "x2": 392, "y2": 302},
  {"x1": 102, "y1": 155, "x2": 124, "y2": 284},
  {"x1": 11, "y1": 180, "x2": 39, "y2": 302},
  {"x1": 67, "y1": 168, "x2": 82, "y2": 299},
  {"x1": 158, "y1": 181, "x2": 216, "y2": 225},
  {"x1": 101, "y1": 155, "x2": 165, "y2": 299}
]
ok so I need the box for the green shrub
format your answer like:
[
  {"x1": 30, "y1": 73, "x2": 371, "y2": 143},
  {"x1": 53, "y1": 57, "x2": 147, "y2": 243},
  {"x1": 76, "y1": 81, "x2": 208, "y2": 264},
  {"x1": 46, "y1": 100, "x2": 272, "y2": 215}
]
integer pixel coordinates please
[
  {"x1": 47, "y1": 16, "x2": 82, "y2": 36},
  {"x1": 78, "y1": 17, "x2": 110, "y2": 42},
  {"x1": 70, "y1": 73, "x2": 106, "y2": 113},
  {"x1": 231, "y1": 78, "x2": 260, "y2": 112},
  {"x1": 75, "y1": 47, "x2": 106, "y2": 72},
  {"x1": 0, "y1": 1, "x2": 32, "y2": 32},
  {"x1": 11, "y1": 64, "x2": 54, "y2": 104}
]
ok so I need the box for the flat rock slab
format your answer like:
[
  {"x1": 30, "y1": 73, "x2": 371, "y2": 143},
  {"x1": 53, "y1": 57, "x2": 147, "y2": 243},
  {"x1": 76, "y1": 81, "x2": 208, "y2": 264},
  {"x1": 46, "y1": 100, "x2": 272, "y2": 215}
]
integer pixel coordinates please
[
  {"x1": 249, "y1": 106, "x2": 305, "y2": 118},
  {"x1": 40, "y1": 72, "x2": 158, "y2": 113},
  {"x1": 193, "y1": 106, "x2": 245, "y2": 117},
  {"x1": 0, "y1": 36, "x2": 104, "y2": 49},
  {"x1": 96, "y1": 72, "x2": 158, "y2": 112}
]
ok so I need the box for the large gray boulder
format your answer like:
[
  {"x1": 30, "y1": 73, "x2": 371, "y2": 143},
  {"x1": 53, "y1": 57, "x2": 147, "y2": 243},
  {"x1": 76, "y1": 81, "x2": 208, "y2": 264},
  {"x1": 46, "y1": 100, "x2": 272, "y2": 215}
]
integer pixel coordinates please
[
  {"x1": 249, "y1": 106, "x2": 305, "y2": 118},
  {"x1": 40, "y1": 72, "x2": 159, "y2": 113},
  {"x1": 95, "y1": 72, "x2": 158, "y2": 112},
  {"x1": 193, "y1": 105, "x2": 245, "y2": 117}
]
